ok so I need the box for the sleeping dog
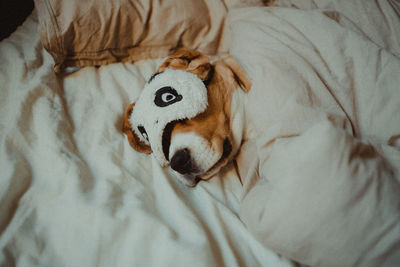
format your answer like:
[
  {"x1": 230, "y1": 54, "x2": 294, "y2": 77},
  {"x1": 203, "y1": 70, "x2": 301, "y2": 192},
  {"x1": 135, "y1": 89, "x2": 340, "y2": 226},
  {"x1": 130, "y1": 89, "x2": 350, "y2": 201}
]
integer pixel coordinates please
[{"x1": 123, "y1": 49, "x2": 251, "y2": 186}]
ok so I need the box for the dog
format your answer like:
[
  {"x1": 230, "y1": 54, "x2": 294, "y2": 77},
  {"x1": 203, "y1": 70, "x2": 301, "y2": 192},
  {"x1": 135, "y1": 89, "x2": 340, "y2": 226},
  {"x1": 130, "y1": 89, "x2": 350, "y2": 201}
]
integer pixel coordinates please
[{"x1": 123, "y1": 49, "x2": 251, "y2": 186}]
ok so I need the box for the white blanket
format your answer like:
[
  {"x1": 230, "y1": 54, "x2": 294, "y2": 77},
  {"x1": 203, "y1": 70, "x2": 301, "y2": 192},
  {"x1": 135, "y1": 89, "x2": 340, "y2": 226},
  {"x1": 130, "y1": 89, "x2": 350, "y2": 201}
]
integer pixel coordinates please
[
  {"x1": 229, "y1": 0, "x2": 400, "y2": 266},
  {"x1": 0, "y1": 11, "x2": 293, "y2": 267}
]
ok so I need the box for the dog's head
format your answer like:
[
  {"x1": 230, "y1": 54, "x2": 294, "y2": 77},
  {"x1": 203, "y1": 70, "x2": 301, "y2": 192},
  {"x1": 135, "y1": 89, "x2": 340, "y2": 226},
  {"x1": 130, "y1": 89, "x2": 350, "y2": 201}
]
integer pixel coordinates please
[{"x1": 123, "y1": 49, "x2": 251, "y2": 186}]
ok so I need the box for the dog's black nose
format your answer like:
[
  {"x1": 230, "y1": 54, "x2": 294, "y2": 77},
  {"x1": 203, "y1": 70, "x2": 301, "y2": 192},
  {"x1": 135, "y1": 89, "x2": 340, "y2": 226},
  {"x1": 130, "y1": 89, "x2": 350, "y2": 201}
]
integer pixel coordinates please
[{"x1": 170, "y1": 148, "x2": 193, "y2": 174}]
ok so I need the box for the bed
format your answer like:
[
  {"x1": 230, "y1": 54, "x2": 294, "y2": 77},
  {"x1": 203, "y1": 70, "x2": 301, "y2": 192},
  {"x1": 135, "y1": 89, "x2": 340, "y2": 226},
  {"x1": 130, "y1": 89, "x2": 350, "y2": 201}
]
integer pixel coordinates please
[{"x1": 1, "y1": 0, "x2": 399, "y2": 266}]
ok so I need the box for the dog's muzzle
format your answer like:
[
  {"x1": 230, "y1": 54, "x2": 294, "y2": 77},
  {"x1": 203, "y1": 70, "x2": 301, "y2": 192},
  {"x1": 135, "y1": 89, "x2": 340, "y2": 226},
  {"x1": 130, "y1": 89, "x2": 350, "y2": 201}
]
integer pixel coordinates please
[
  {"x1": 168, "y1": 133, "x2": 232, "y2": 185},
  {"x1": 170, "y1": 148, "x2": 198, "y2": 175}
]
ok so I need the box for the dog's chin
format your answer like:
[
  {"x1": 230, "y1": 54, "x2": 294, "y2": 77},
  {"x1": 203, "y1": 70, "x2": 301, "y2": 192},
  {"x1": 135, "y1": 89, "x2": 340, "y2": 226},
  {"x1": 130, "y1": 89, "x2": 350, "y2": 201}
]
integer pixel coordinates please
[
  {"x1": 197, "y1": 159, "x2": 229, "y2": 181},
  {"x1": 172, "y1": 161, "x2": 221, "y2": 187},
  {"x1": 175, "y1": 158, "x2": 231, "y2": 187},
  {"x1": 175, "y1": 173, "x2": 201, "y2": 187}
]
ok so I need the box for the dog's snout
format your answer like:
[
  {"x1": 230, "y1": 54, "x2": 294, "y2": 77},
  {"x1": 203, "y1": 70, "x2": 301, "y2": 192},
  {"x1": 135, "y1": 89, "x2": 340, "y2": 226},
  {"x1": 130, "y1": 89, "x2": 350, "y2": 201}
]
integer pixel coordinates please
[{"x1": 170, "y1": 148, "x2": 193, "y2": 174}]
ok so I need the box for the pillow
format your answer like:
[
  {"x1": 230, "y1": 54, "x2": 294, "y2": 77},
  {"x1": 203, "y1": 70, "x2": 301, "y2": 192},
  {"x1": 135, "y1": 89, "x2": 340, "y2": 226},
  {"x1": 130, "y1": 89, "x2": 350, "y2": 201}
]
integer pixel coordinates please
[
  {"x1": 34, "y1": 0, "x2": 267, "y2": 72},
  {"x1": 240, "y1": 121, "x2": 400, "y2": 266}
]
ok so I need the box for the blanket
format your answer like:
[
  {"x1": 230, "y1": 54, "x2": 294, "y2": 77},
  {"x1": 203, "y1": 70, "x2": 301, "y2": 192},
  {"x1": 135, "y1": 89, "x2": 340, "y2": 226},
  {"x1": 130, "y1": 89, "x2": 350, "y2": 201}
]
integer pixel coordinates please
[{"x1": 230, "y1": 1, "x2": 400, "y2": 266}]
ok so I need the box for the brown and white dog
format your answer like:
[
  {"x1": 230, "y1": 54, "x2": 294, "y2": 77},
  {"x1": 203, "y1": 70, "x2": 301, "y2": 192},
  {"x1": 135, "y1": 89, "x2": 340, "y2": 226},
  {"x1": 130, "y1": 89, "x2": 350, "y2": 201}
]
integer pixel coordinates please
[{"x1": 123, "y1": 49, "x2": 251, "y2": 186}]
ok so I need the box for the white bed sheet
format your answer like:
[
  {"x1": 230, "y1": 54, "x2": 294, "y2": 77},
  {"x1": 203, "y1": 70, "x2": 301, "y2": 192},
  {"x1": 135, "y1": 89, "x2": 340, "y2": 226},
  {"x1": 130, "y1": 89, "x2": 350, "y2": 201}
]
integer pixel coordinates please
[{"x1": 0, "y1": 11, "x2": 294, "y2": 267}]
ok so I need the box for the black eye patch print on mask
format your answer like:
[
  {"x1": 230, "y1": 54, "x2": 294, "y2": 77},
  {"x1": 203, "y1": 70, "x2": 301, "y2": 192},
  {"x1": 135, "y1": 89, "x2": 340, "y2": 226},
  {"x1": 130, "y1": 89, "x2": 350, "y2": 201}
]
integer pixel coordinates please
[
  {"x1": 154, "y1": 87, "x2": 183, "y2": 107},
  {"x1": 137, "y1": 126, "x2": 149, "y2": 141}
]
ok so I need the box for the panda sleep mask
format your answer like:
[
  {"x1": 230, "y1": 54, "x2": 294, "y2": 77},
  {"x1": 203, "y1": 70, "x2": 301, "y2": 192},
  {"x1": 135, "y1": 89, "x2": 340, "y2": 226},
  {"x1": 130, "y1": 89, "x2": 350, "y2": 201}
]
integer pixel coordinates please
[{"x1": 129, "y1": 68, "x2": 208, "y2": 167}]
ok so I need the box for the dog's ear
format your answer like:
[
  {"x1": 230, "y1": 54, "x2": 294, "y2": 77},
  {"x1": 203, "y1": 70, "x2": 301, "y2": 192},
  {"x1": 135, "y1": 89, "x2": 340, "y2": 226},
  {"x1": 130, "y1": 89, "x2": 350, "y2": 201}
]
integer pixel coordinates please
[
  {"x1": 123, "y1": 103, "x2": 152, "y2": 154},
  {"x1": 158, "y1": 48, "x2": 213, "y2": 83},
  {"x1": 221, "y1": 56, "x2": 252, "y2": 93}
]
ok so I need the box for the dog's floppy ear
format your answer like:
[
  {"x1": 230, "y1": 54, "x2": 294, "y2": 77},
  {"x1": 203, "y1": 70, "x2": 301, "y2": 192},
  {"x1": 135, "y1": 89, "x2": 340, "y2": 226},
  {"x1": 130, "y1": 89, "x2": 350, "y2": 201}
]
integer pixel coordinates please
[
  {"x1": 221, "y1": 56, "x2": 252, "y2": 93},
  {"x1": 123, "y1": 103, "x2": 152, "y2": 154},
  {"x1": 157, "y1": 48, "x2": 213, "y2": 83}
]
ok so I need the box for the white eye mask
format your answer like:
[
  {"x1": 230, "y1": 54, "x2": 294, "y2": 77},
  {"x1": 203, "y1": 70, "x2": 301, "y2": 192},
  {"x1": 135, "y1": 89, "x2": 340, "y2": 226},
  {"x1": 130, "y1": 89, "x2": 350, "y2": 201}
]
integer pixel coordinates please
[{"x1": 130, "y1": 68, "x2": 208, "y2": 167}]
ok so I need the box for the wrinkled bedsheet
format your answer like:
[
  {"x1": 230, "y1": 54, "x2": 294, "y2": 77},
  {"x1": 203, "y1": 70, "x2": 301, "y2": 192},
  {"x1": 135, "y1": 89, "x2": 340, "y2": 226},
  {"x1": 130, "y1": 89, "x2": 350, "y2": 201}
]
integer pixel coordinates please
[{"x1": 0, "y1": 11, "x2": 293, "y2": 267}]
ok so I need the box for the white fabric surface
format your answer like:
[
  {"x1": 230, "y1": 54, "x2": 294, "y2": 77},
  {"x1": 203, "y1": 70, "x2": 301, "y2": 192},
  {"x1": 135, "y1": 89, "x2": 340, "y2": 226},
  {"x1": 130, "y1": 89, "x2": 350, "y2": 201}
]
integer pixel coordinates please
[
  {"x1": 0, "y1": 11, "x2": 294, "y2": 267},
  {"x1": 2, "y1": 0, "x2": 400, "y2": 266},
  {"x1": 229, "y1": 0, "x2": 400, "y2": 266}
]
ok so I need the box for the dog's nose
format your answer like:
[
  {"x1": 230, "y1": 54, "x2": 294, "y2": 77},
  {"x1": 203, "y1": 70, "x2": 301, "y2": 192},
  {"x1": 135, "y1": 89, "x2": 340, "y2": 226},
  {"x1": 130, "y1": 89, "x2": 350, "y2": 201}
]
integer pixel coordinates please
[{"x1": 170, "y1": 148, "x2": 193, "y2": 174}]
